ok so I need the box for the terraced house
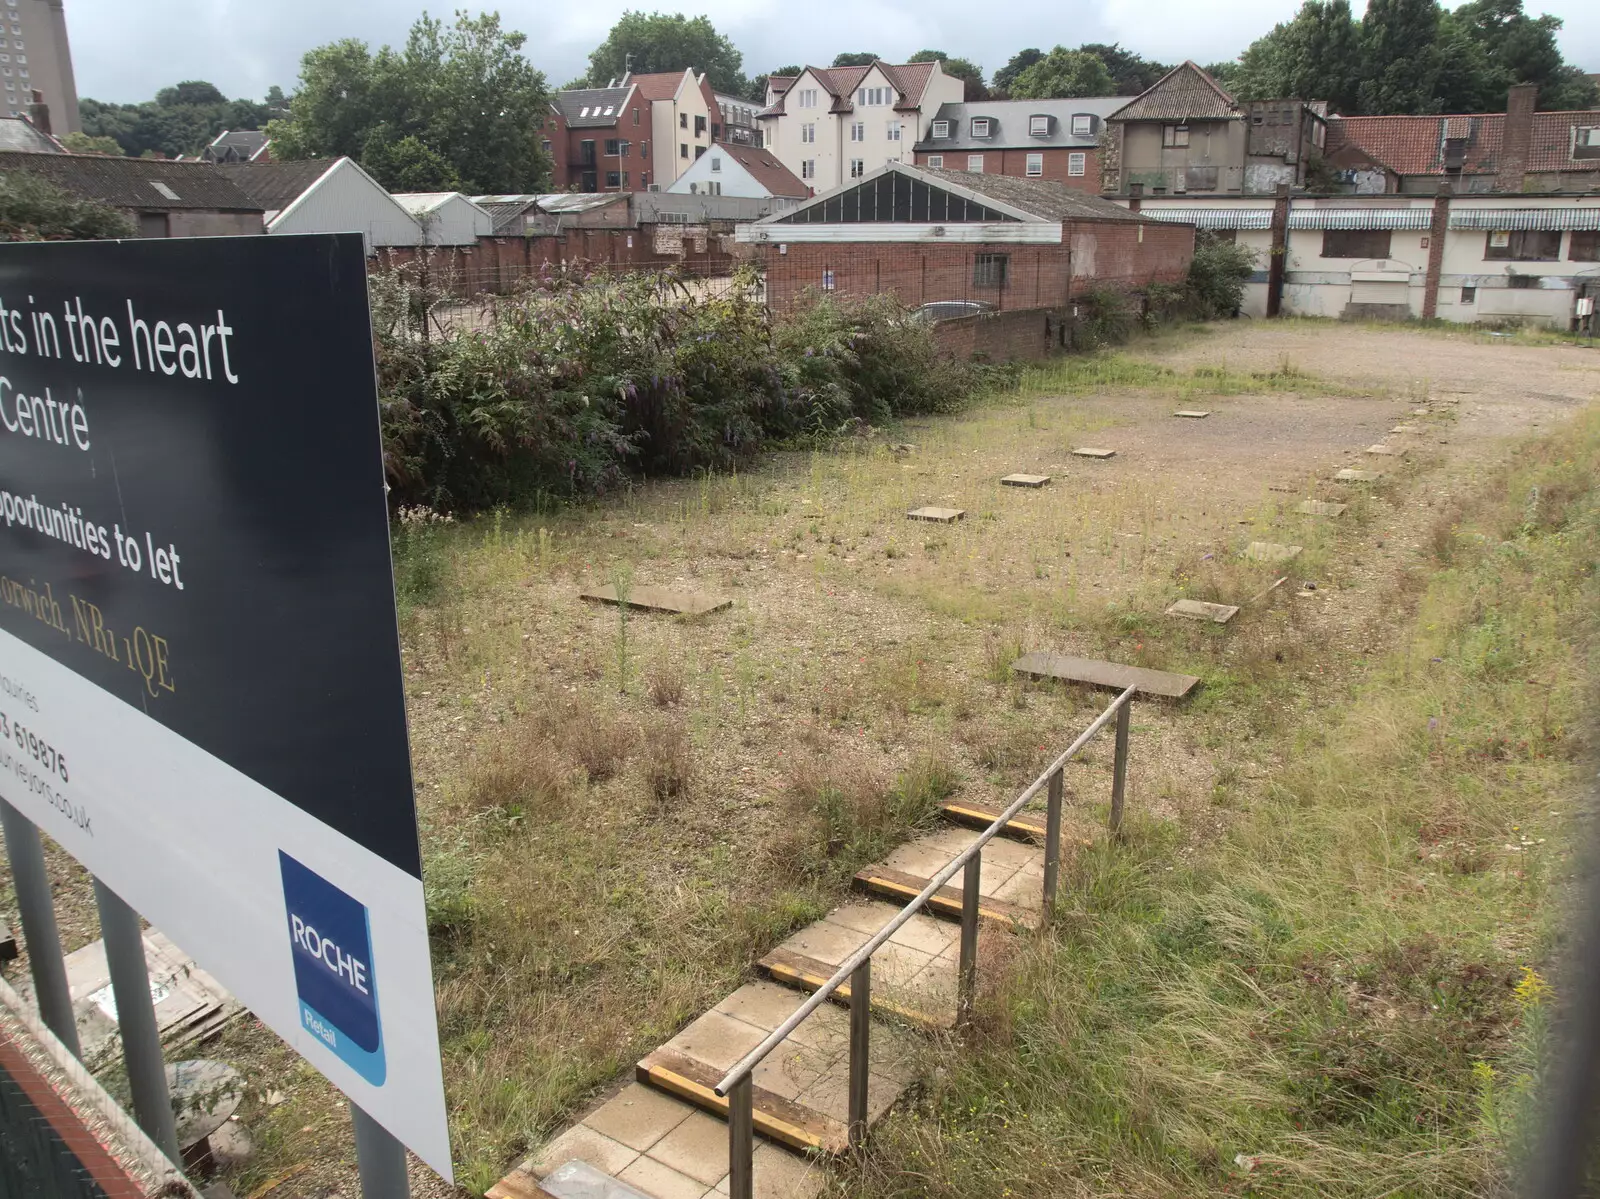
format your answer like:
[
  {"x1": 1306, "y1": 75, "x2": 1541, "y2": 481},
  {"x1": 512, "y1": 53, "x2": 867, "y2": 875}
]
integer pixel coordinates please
[
  {"x1": 912, "y1": 97, "x2": 1130, "y2": 191},
  {"x1": 544, "y1": 69, "x2": 719, "y2": 193},
  {"x1": 759, "y1": 59, "x2": 965, "y2": 192}
]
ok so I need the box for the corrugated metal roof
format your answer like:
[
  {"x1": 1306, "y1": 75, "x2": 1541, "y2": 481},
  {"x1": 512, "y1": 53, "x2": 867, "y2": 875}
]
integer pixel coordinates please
[
  {"x1": 1449, "y1": 207, "x2": 1600, "y2": 230},
  {"x1": 1289, "y1": 208, "x2": 1432, "y2": 229},
  {"x1": 1142, "y1": 207, "x2": 1271, "y2": 229}
]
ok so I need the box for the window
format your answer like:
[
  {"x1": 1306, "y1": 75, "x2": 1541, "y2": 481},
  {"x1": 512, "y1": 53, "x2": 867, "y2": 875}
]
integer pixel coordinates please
[
  {"x1": 633, "y1": 107, "x2": 640, "y2": 125},
  {"x1": 856, "y1": 86, "x2": 890, "y2": 106},
  {"x1": 1068, "y1": 151, "x2": 1086, "y2": 177},
  {"x1": 1163, "y1": 124, "x2": 1190, "y2": 147},
  {"x1": 822, "y1": 269, "x2": 835, "y2": 290},
  {"x1": 1321, "y1": 229, "x2": 1392, "y2": 258},
  {"x1": 850, "y1": 158, "x2": 865, "y2": 177},
  {"x1": 680, "y1": 112, "x2": 688, "y2": 128},
  {"x1": 1568, "y1": 231, "x2": 1599, "y2": 261},
  {"x1": 887, "y1": 122, "x2": 902, "y2": 141},
  {"x1": 973, "y1": 253, "x2": 1009, "y2": 288},
  {"x1": 710, "y1": 155, "x2": 721, "y2": 172},
  {"x1": 797, "y1": 88, "x2": 818, "y2": 108},
  {"x1": 851, "y1": 122, "x2": 864, "y2": 141},
  {"x1": 1025, "y1": 152, "x2": 1043, "y2": 176},
  {"x1": 802, "y1": 123, "x2": 816, "y2": 143},
  {"x1": 695, "y1": 145, "x2": 706, "y2": 158},
  {"x1": 1508, "y1": 274, "x2": 1538, "y2": 289},
  {"x1": 967, "y1": 154, "x2": 983, "y2": 172},
  {"x1": 681, "y1": 143, "x2": 688, "y2": 158},
  {"x1": 1029, "y1": 114, "x2": 1051, "y2": 136},
  {"x1": 603, "y1": 139, "x2": 630, "y2": 156},
  {"x1": 931, "y1": 119, "x2": 949, "y2": 138},
  {"x1": 695, "y1": 115, "x2": 707, "y2": 136},
  {"x1": 1575, "y1": 127, "x2": 1600, "y2": 153},
  {"x1": 641, "y1": 142, "x2": 648, "y2": 159},
  {"x1": 707, "y1": 180, "x2": 721, "y2": 195},
  {"x1": 927, "y1": 154, "x2": 944, "y2": 167},
  {"x1": 1485, "y1": 229, "x2": 1561, "y2": 261},
  {"x1": 801, "y1": 159, "x2": 815, "y2": 180},
  {"x1": 1460, "y1": 286, "x2": 1477, "y2": 303},
  {"x1": 1072, "y1": 114, "x2": 1092, "y2": 136},
  {"x1": 578, "y1": 139, "x2": 596, "y2": 165},
  {"x1": 606, "y1": 171, "x2": 622, "y2": 187},
  {"x1": 971, "y1": 117, "x2": 992, "y2": 138},
  {"x1": 541, "y1": 139, "x2": 552, "y2": 154}
]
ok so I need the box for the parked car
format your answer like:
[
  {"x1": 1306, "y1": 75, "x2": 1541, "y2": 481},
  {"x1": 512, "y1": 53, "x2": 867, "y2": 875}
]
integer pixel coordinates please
[{"x1": 910, "y1": 300, "x2": 997, "y2": 324}]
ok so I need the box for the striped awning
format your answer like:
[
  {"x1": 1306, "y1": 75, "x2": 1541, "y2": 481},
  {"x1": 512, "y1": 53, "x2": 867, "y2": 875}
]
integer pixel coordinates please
[
  {"x1": 1140, "y1": 208, "x2": 1273, "y2": 229},
  {"x1": 1449, "y1": 207, "x2": 1600, "y2": 231},
  {"x1": 1288, "y1": 208, "x2": 1433, "y2": 230}
]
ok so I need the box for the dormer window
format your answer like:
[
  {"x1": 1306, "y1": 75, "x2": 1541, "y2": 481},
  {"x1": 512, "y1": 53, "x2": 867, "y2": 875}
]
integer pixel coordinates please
[
  {"x1": 1029, "y1": 114, "x2": 1051, "y2": 136},
  {"x1": 856, "y1": 86, "x2": 890, "y2": 106},
  {"x1": 971, "y1": 117, "x2": 992, "y2": 138},
  {"x1": 931, "y1": 119, "x2": 949, "y2": 138},
  {"x1": 1071, "y1": 113, "x2": 1093, "y2": 137},
  {"x1": 1575, "y1": 126, "x2": 1600, "y2": 160}
]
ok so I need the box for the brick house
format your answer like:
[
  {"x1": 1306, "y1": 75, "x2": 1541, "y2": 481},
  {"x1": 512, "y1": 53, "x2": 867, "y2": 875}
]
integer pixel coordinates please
[
  {"x1": 544, "y1": 70, "x2": 720, "y2": 193},
  {"x1": 737, "y1": 160, "x2": 1193, "y2": 315},
  {"x1": 912, "y1": 98, "x2": 1129, "y2": 191}
]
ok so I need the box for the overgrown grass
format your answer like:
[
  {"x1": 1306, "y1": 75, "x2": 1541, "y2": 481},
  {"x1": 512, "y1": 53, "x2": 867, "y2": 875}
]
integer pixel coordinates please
[
  {"x1": 843, "y1": 414, "x2": 1600, "y2": 1199},
  {"x1": 1014, "y1": 351, "x2": 1360, "y2": 400}
]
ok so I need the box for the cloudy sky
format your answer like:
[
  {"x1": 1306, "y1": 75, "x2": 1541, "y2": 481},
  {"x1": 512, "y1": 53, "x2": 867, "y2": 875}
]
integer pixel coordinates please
[{"x1": 64, "y1": 0, "x2": 1600, "y2": 104}]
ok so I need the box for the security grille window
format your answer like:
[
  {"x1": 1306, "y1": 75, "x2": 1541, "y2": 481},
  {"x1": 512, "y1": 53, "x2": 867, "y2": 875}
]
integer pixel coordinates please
[
  {"x1": 1025, "y1": 152, "x2": 1044, "y2": 176},
  {"x1": 801, "y1": 159, "x2": 815, "y2": 179},
  {"x1": 1068, "y1": 151, "x2": 1086, "y2": 176},
  {"x1": 851, "y1": 122, "x2": 864, "y2": 141},
  {"x1": 1485, "y1": 229, "x2": 1561, "y2": 260},
  {"x1": 887, "y1": 122, "x2": 902, "y2": 141},
  {"x1": 1568, "y1": 231, "x2": 1599, "y2": 261},
  {"x1": 973, "y1": 253, "x2": 1009, "y2": 288},
  {"x1": 927, "y1": 154, "x2": 943, "y2": 167},
  {"x1": 1071, "y1": 114, "x2": 1093, "y2": 136},
  {"x1": 931, "y1": 120, "x2": 949, "y2": 138},
  {"x1": 971, "y1": 118, "x2": 992, "y2": 138},
  {"x1": 1163, "y1": 124, "x2": 1190, "y2": 147},
  {"x1": 967, "y1": 154, "x2": 983, "y2": 172},
  {"x1": 802, "y1": 123, "x2": 816, "y2": 143},
  {"x1": 1030, "y1": 115, "x2": 1051, "y2": 136},
  {"x1": 850, "y1": 159, "x2": 865, "y2": 177},
  {"x1": 1322, "y1": 228, "x2": 1392, "y2": 258}
]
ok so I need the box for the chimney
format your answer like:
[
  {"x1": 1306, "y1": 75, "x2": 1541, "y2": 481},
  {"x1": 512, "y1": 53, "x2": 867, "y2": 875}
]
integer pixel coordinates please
[
  {"x1": 1495, "y1": 83, "x2": 1537, "y2": 193},
  {"x1": 1128, "y1": 181, "x2": 1143, "y2": 212},
  {"x1": 26, "y1": 88, "x2": 50, "y2": 135}
]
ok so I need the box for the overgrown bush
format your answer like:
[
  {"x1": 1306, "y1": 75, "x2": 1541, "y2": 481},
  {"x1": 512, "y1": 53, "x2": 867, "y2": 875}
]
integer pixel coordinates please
[
  {"x1": 1070, "y1": 286, "x2": 1136, "y2": 350},
  {"x1": 376, "y1": 261, "x2": 997, "y2": 512},
  {"x1": 1185, "y1": 232, "x2": 1257, "y2": 319},
  {"x1": 0, "y1": 172, "x2": 134, "y2": 241}
]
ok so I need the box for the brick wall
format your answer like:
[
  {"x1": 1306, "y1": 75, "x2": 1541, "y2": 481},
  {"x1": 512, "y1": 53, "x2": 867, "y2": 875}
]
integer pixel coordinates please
[
  {"x1": 1067, "y1": 219, "x2": 1193, "y2": 292},
  {"x1": 913, "y1": 148, "x2": 1100, "y2": 192},
  {"x1": 931, "y1": 307, "x2": 1066, "y2": 362}
]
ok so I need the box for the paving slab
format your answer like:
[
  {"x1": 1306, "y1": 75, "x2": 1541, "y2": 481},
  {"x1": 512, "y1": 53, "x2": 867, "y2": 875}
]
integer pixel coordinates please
[
  {"x1": 1173, "y1": 409, "x2": 1210, "y2": 419},
  {"x1": 1412, "y1": 407, "x2": 1431, "y2": 416},
  {"x1": 1364, "y1": 444, "x2": 1397, "y2": 456},
  {"x1": 1072, "y1": 447, "x2": 1116, "y2": 459},
  {"x1": 581, "y1": 585, "x2": 731, "y2": 616},
  {"x1": 584, "y1": 1083, "x2": 695, "y2": 1153},
  {"x1": 1244, "y1": 541, "x2": 1302, "y2": 565},
  {"x1": 1389, "y1": 424, "x2": 1416, "y2": 434},
  {"x1": 1296, "y1": 500, "x2": 1347, "y2": 517},
  {"x1": 1000, "y1": 473, "x2": 1051, "y2": 488},
  {"x1": 1011, "y1": 650, "x2": 1200, "y2": 699},
  {"x1": 1165, "y1": 598, "x2": 1239, "y2": 624},
  {"x1": 617, "y1": 1155, "x2": 714, "y2": 1199},
  {"x1": 907, "y1": 506, "x2": 964, "y2": 523},
  {"x1": 539, "y1": 1160, "x2": 656, "y2": 1199},
  {"x1": 1335, "y1": 468, "x2": 1382, "y2": 483}
]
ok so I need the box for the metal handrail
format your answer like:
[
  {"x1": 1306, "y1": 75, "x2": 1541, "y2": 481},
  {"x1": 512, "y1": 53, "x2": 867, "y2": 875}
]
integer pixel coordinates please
[{"x1": 715, "y1": 683, "x2": 1137, "y2": 1104}]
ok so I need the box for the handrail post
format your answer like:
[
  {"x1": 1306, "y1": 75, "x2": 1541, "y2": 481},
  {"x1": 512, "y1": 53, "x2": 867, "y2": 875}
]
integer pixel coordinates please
[
  {"x1": 728, "y1": 1074, "x2": 754, "y2": 1199},
  {"x1": 848, "y1": 959, "x2": 871, "y2": 1149},
  {"x1": 0, "y1": 799, "x2": 79, "y2": 1057},
  {"x1": 1110, "y1": 699, "x2": 1131, "y2": 837},
  {"x1": 1042, "y1": 768, "x2": 1064, "y2": 916},
  {"x1": 957, "y1": 853, "x2": 981, "y2": 1028}
]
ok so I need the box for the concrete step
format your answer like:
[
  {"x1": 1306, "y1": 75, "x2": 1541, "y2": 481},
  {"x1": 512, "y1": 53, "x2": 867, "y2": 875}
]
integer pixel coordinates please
[
  {"x1": 853, "y1": 826, "x2": 1046, "y2": 930},
  {"x1": 759, "y1": 899, "x2": 958, "y2": 1031},
  {"x1": 489, "y1": 1079, "x2": 827, "y2": 1199},
  {"x1": 634, "y1": 981, "x2": 916, "y2": 1157}
]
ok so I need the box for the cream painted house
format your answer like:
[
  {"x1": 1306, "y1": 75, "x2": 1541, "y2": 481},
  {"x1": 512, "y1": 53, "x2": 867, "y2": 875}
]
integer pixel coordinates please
[
  {"x1": 759, "y1": 60, "x2": 964, "y2": 193},
  {"x1": 631, "y1": 68, "x2": 718, "y2": 188}
]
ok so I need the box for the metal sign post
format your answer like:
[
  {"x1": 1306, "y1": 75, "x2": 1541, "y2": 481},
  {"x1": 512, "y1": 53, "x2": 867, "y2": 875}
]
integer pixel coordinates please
[
  {"x1": 352, "y1": 1102, "x2": 410, "y2": 1198},
  {"x1": 0, "y1": 797, "x2": 79, "y2": 1056}
]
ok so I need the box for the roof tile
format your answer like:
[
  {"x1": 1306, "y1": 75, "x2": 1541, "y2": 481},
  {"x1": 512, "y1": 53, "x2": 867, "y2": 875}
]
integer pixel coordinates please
[
  {"x1": 0, "y1": 151, "x2": 262, "y2": 210},
  {"x1": 1111, "y1": 61, "x2": 1238, "y2": 123}
]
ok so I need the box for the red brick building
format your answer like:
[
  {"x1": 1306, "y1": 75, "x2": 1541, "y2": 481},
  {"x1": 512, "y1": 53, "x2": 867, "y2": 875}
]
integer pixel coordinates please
[
  {"x1": 542, "y1": 70, "x2": 724, "y2": 193},
  {"x1": 911, "y1": 98, "x2": 1130, "y2": 193},
  {"x1": 738, "y1": 161, "x2": 1193, "y2": 317}
]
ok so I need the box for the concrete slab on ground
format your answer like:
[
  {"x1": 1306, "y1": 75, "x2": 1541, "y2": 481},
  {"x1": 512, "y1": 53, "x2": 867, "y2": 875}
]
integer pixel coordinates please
[
  {"x1": 1335, "y1": 468, "x2": 1383, "y2": 483},
  {"x1": 1390, "y1": 424, "x2": 1416, "y2": 434},
  {"x1": 1296, "y1": 500, "x2": 1347, "y2": 517},
  {"x1": 1010, "y1": 650, "x2": 1200, "y2": 699},
  {"x1": 1365, "y1": 444, "x2": 1396, "y2": 456},
  {"x1": 1072, "y1": 447, "x2": 1116, "y2": 459},
  {"x1": 1166, "y1": 598, "x2": 1239, "y2": 624},
  {"x1": 1173, "y1": 410, "x2": 1210, "y2": 419},
  {"x1": 1000, "y1": 474, "x2": 1051, "y2": 488},
  {"x1": 907, "y1": 507, "x2": 965, "y2": 523},
  {"x1": 1244, "y1": 542, "x2": 1302, "y2": 565},
  {"x1": 581, "y1": 585, "x2": 731, "y2": 616}
]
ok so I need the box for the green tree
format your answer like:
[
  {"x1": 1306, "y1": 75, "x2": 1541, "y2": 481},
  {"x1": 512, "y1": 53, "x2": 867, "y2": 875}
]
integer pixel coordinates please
[
  {"x1": 585, "y1": 11, "x2": 745, "y2": 95},
  {"x1": 992, "y1": 48, "x2": 1044, "y2": 96},
  {"x1": 1204, "y1": 60, "x2": 1244, "y2": 89},
  {"x1": 1358, "y1": 0, "x2": 1450, "y2": 113},
  {"x1": 1233, "y1": 0, "x2": 1362, "y2": 112},
  {"x1": 59, "y1": 131, "x2": 125, "y2": 155},
  {"x1": 1445, "y1": 0, "x2": 1598, "y2": 108},
  {"x1": 831, "y1": 52, "x2": 879, "y2": 67},
  {"x1": 156, "y1": 81, "x2": 227, "y2": 107},
  {"x1": 1077, "y1": 44, "x2": 1169, "y2": 94},
  {"x1": 270, "y1": 12, "x2": 551, "y2": 195},
  {"x1": 0, "y1": 172, "x2": 134, "y2": 240},
  {"x1": 747, "y1": 65, "x2": 801, "y2": 104},
  {"x1": 1009, "y1": 47, "x2": 1114, "y2": 99},
  {"x1": 77, "y1": 81, "x2": 270, "y2": 158},
  {"x1": 908, "y1": 50, "x2": 989, "y2": 100}
]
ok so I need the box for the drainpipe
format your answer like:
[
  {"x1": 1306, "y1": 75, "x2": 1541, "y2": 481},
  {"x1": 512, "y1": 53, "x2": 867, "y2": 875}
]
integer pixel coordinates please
[
  {"x1": 1422, "y1": 181, "x2": 1451, "y2": 320},
  {"x1": 1266, "y1": 184, "x2": 1290, "y2": 318}
]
